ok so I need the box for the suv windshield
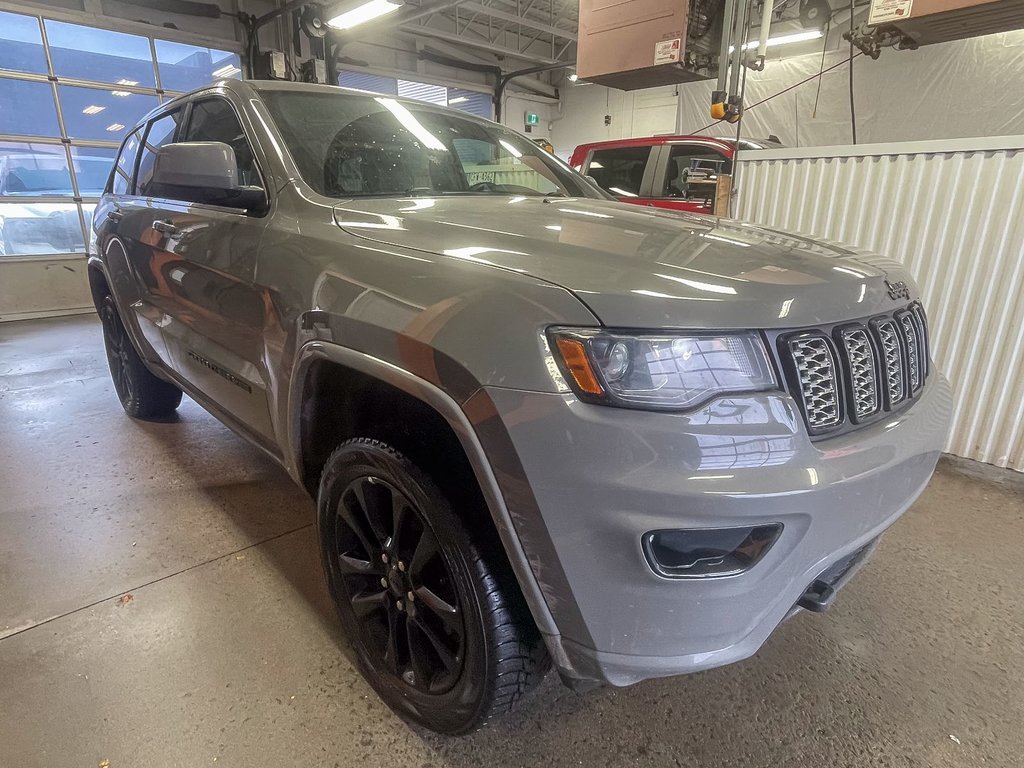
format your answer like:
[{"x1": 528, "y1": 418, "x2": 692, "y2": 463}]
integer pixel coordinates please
[{"x1": 260, "y1": 89, "x2": 598, "y2": 200}]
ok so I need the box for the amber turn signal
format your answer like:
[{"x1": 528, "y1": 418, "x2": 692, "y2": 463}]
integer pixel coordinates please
[
  {"x1": 710, "y1": 102, "x2": 727, "y2": 120},
  {"x1": 554, "y1": 337, "x2": 604, "y2": 396}
]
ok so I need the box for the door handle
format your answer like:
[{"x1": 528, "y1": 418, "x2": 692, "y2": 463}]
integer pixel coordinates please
[
  {"x1": 106, "y1": 209, "x2": 123, "y2": 223},
  {"x1": 152, "y1": 219, "x2": 179, "y2": 236}
]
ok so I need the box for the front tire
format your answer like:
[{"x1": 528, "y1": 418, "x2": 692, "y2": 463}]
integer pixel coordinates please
[
  {"x1": 98, "y1": 294, "x2": 182, "y2": 419},
  {"x1": 317, "y1": 438, "x2": 548, "y2": 734}
]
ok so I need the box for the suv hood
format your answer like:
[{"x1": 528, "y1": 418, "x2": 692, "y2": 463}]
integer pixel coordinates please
[{"x1": 333, "y1": 196, "x2": 909, "y2": 329}]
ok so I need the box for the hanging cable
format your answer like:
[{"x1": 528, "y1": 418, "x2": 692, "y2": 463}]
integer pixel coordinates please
[
  {"x1": 812, "y1": 19, "x2": 830, "y2": 118},
  {"x1": 849, "y1": 0, "x2": 857, "y2": 143},
  {"x1": 689, "y1": 51, "x2": 865, "y2": 135}
]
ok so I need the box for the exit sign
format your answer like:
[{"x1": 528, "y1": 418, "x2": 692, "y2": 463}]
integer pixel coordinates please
[{"x1": 525, "y1": 111, "x2": 540, "y2": 126}]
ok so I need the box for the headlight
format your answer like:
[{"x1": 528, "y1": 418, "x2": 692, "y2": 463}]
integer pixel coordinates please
[{"x1": 548, "y1": 328, "x2": 778, "y2": 410}]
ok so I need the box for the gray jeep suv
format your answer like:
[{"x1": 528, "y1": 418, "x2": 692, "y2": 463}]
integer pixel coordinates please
[{"x1": 89, "y1": 80, "x2": 952, "y2": 734}]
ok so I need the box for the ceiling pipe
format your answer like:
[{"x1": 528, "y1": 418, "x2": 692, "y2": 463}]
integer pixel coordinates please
[{"x1": 494, "y1": 61, "x2": 570, "y2": 123}]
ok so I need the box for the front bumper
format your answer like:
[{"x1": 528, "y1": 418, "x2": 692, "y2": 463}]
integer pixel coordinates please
[{"x1": 468, "y1": 373, "x2": 952, "y2": 686}]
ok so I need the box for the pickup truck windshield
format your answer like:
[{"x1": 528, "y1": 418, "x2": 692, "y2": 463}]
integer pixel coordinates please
[{"x1": 259, "y1": 89, "x2": 598, "y2": 200}]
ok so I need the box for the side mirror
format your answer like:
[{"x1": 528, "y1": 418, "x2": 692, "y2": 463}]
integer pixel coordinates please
[{"x1": 150, "y1": 142, "x2": 266, "y2": 211}]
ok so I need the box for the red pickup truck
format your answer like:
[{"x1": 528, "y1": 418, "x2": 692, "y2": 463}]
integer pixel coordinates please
[{"x1": 569, "y1": 135, "x2": 781, "y2": 214}]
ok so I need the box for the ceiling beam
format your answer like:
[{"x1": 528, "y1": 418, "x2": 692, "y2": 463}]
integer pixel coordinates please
[
  {"x1": 455, "y1": 1, "x2": 577, "y2": 41},
  {"x1": 397, "y1": 24, "x2": 562, "y2": 64},
  {"x1": 413, "y1": 37, "x2": 560, "y2": 97}
]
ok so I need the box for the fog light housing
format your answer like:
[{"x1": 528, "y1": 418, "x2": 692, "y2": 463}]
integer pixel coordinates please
[{"x1": 643, "y1": 524, "x2": 782, "y2": 579}]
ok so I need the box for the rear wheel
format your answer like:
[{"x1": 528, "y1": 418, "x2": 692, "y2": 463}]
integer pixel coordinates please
[
  {"x1": 98, "y1": 294, "x2": 182, "y2": 419},
  {"x1": 317, "y1": 438, "x2": 548, "y2": 734}
]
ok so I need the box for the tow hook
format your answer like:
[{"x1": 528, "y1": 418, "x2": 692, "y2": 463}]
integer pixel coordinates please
[{"x1": 797, "y1": 579, "x2": 836, "y2": 613}]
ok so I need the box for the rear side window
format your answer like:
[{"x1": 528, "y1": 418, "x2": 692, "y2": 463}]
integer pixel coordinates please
[
  {"x1": 183, "y1": 97, "x2": 261, "y2": 187},
  {"x1": 111, "y1": 129, "x2": 141, "y2": 195},
  {"x1": 135, "y1": 109, "x2": 183, "y2": 196},
  {"x1": 586, "y1": 146, "x2": 651, "y2": 197},
  {"x1": 661, "y1": 144, "x2": 732, "y2": 202}
]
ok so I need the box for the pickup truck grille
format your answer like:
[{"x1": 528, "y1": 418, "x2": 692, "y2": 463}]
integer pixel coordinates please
[{"x1": 780, "y1": 302, "x2": 931, "y2": 436}]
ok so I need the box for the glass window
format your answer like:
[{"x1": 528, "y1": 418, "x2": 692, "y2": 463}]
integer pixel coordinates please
[
  {"x1": 0, "y1": 201, "x2": 84, "y2": 256},
  {"x1": 586, "y1": 146, "x2": 651, "y2": 198},
  {"x1": 44, "y1": 20, "x2": 156, "y2": 87},
  {"x1": 136, "y1": 110, "x2": 184, "y2": 196},
  {"x1": 447, "y1": 89, "x2": 492, "y2": 119},
  {"x1": 397, "y1": 80, "x2": 447, "y2": 106},
  {"x1": 260, "y1": 89, "x2": 596, "y2": 199},
  {"x1": 661, "y1": 144, "x2": 732, "y2": 203},
  {"x1": 338, "y1": 70, "x2": 397, "y2": 95},
  {"x1": 183, "y1": 98, "x2": 260, "y2": 187},
  {"x1": 155, "y1": 40, "x2": 241, "y2": 92},
  {"x1": 0, "y1": 11, "x2": 47, "y2": 75},
  {"x1": 0, "y1": 142, "x2": 72, "y2": 196},
  {"x1": 0, "y1": 77, "x2": 60, "y2": 137},
  {"x1": 70, "y1": 146, "x2": 117, "y2": 197},
  {"x1": 111, "y1": 130, "x2": 142, "y2": 195},
  {"x1": 57, "y1": 84, "x2": 159, "y2": 141}
]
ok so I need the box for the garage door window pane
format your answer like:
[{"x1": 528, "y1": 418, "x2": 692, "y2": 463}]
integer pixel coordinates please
[
  {"x1": 0, "y1": 11, "x2": 48, "y2": 75},
  {"x1": 0, "y1": 77, "x2": 60, "y2": 137},
  {"x1": 587, "y1": 146, "x2": 651, "y2": 197},
  {"x1": 155, "y1": 40, "x2": 240, "y2": 92},
  {"x1": 397, "y1": 80, "x2": 447, "y2": 106},
  {"x1": 44, "y1": 20, "x2": 155, "y2": 87},
  {"x1": 0, "y1": 201, "x2": 84, "y2": 257},
  {"x1": 58, "y1": 85, "x2": 158, "y2": 141},
  {"x1": 71, "y1": 146, "x2": 117, "y2": 197},
  {"x1": 0, "y1": 142, "x2": 72, "y2": 196},
  {"x1": 338, "y1": 70, "x2": 397, "y2": 95},
  {"x1": 447, "y1": 89, "x2": 491, "y2": 119}
]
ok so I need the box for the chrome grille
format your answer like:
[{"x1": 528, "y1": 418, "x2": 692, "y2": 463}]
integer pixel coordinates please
[
  {"x1": 788, "y1": 336, "x2": 841, "y2": 430},
  {"x1": 876, "y1": 320, "x2": 905, "y2": 406},
  {"x1": 781, "y1": 302, "x2": 932, "y2": 436},
  {"x1": 840, "y1": 327, "x2": 879, "y2": 419}
]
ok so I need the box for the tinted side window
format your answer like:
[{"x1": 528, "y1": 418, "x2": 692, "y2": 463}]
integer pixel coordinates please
[
  {"x1": 111, "y1": 129, "x2": 141, "y2": 195},
  {"x1": 136, "y1": 110, "x2": 183, "y2": 196},
  {"x1": 662, "y1": 144, "x2": 732, "y2": 202},
  {"x1": 586, "y1": 146, "x2": 651, "y2": 197},
  {"x1": 183, "y1": 98, "x2": 260, "y2": 187}
]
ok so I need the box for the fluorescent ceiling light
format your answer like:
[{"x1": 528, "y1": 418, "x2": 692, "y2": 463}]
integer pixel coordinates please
[
  {"x1": 110, "y1": 90, "x2": 131, "y2": 97},
  {"x1": 448, "y1": 96, "x2": 468, "y2": 105},
  {"x1": 82, "y1": 105, "x2": 105, "y2": 115},
  {"x1": 212, "y1": 64, "x2": 241, "y2": 78},
  {"x1": 327, "y1": 0, "x2": 402, "y2": 30},
  {"x1": 105, "y1": 123, "x2": 125, "y2": 132},
  {"x1": 730, "y1": 29, "x2": 823, "y2": 52},
  {"x1": 116, "y1": 79, "x2": 138, "y2": 86},
  {"x1": 375, "y1": 97, "x2": 446, "y2": 151}
]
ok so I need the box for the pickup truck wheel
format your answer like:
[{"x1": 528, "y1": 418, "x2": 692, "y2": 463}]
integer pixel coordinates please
[
  {"x1": 318, "y1": 438, "x2": 548, "y2": 734},
  {"x1": 98, "y1": 295, "x2": 182, "y2": 419}
]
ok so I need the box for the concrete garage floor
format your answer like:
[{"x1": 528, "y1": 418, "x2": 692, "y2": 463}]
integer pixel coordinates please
[{"x1": 1, "y1": 315, "x2": 1022, "y2": 768}]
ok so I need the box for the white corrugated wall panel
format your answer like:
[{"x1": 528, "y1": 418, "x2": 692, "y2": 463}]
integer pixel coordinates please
[{"x1": 736, "y1": 139, "x2": 1024, "y2": 471}]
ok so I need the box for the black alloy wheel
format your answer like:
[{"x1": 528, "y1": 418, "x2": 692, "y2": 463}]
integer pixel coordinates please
[
  {"x1": 98, "y1": 294, "x2": 182, "y2": 419},
  {"x1": 317, "y1": 438, "x2": 549, "y2": 734},
  {"x1": 333, "y1": 474, "x2": 466, "y2": 694}
]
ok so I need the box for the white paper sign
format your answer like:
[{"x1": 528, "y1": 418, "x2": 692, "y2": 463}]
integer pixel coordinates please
[
  {"x1": 869, "y1": 0, "x2": 913, "y2": 25},
  {"x1": 654, "y1": 38, "x2": 682, "y2": 65}
]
